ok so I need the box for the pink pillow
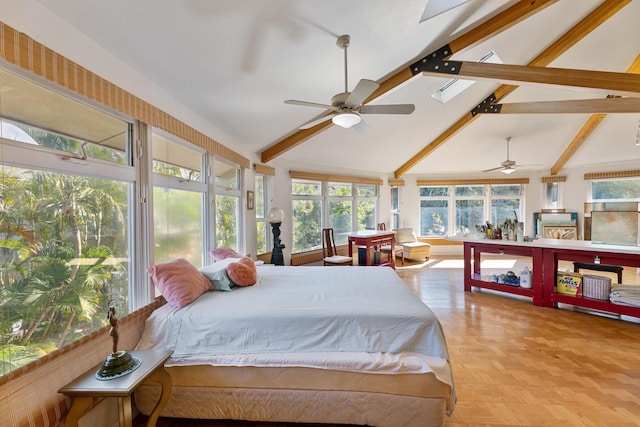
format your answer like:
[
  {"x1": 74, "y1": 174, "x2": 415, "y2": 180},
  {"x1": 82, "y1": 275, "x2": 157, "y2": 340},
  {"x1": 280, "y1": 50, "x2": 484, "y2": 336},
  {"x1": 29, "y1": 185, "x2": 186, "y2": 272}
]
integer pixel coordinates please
[
  {"x1": 211, "y1": 247, "x2": 242, "y2": 262},
  {"x1": 147, "y1": 258, "x2": 213, "y2": 308},
  {"x1": 226, "y1": 256, "x2": 257, "y2": 287}
]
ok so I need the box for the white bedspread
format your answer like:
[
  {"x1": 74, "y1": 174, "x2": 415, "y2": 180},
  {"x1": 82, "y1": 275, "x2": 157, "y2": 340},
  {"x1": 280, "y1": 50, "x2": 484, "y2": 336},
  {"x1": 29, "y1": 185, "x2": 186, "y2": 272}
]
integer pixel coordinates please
[{"x1": 137, "y1": 266, "x2": 453, "y2": 381}]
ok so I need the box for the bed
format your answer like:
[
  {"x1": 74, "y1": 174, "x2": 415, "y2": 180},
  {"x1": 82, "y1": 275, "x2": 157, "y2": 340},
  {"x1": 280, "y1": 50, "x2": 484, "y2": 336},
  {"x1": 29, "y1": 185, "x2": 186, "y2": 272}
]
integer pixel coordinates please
[{"x1": 134, "y1": 263, "x2": 456, "y2": 426}]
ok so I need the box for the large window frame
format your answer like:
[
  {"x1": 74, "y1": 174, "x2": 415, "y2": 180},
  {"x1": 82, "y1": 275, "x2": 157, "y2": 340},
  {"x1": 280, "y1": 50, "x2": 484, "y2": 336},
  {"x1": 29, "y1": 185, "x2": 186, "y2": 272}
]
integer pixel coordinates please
[
  {"x1": 291, "y1": 179, "x2": 379, "y2": 252},
  {"x1": 1, "y1": 67, "x2": 137, "y2": 375},
  {"x1": 420, "y1": 183, "x2": 525, "y2": 237},
  {"x1": 151, "y1": 130, "x2": 208, "y2": 268},
  {"x1": 213, "y1": 157, "x2": 243, "y2": 253}
]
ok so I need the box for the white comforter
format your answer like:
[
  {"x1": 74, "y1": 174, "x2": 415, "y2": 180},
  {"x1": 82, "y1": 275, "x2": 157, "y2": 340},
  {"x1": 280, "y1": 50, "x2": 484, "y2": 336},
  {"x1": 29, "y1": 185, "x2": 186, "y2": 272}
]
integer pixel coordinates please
[{"x1": 137, "y1": 265, "x2": 453, "y2": 381}]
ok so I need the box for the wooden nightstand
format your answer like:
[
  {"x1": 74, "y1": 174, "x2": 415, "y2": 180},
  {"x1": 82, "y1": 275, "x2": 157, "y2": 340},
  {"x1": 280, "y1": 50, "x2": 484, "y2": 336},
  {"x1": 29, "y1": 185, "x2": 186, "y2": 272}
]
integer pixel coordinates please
[{"x1": 58, "y1": 349, "x2": 172, "y2": 427}]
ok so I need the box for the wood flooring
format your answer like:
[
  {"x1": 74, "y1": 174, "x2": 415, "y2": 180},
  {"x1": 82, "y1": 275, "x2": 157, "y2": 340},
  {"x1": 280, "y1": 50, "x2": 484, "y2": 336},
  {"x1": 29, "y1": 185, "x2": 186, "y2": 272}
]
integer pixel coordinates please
[{"x1": 134, "y1": 256, "x2": 640, "y2": 427}]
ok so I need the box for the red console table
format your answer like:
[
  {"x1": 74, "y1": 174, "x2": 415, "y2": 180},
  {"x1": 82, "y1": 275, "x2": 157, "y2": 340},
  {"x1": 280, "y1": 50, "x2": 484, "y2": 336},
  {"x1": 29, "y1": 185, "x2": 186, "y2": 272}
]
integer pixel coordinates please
[
  {"x1": 453, "y1": 237, "x2": 640, "y2": 318},
  {"x1": 462, "y1": 239, "x2": 544, "y2": 306},
  {"x1": 347, "y1": 230, "x2": 396, "y2": 268},
  {"x1": 541, "y1": 240, "x2": 640, "y2": 317}
]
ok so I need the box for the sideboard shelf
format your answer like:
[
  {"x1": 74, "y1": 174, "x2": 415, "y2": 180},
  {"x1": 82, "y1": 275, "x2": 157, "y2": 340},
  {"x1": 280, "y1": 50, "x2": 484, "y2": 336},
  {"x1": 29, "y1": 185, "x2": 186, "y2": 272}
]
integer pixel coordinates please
[
  {"x1": 463, "y1": 240, "x2": 544, "y2": 306},
  {"x1": 542, "y1": 245, "x2": 640, "y2": 318},
  {"x1": 454, "y1": 237, "x2": 640, "y2": 319}
]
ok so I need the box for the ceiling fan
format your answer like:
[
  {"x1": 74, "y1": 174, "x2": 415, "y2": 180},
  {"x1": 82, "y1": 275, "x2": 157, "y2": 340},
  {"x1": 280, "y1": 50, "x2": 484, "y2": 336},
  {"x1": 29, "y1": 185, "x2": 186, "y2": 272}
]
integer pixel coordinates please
[
  {"x1": 284, "y1": 34, "x2": 415, "y2": 129},
  {"x1": 482, "y1": 137, "x2": 519, "y2": 174}
]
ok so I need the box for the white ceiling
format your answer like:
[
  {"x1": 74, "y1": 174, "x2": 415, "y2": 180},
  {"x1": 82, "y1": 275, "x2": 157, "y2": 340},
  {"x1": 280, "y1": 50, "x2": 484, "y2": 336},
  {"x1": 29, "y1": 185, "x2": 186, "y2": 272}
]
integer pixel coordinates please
[{"x1": 29, "y1": 0, "x2": 640, "y2": 177}]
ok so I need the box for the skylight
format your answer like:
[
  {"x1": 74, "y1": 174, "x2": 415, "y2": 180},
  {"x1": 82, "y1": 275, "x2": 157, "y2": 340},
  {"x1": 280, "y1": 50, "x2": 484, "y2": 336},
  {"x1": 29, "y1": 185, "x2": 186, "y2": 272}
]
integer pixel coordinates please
[{"x1": 430, "y1": 51, "x2": 502, "y2": 104}]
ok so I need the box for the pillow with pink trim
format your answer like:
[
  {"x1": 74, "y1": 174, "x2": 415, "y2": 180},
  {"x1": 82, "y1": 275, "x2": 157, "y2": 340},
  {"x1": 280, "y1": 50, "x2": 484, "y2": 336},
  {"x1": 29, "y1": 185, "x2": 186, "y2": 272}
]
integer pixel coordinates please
[
  {"x1": 226, "y1": 256, "x2": 257, "y2": 287},
  {"x1": 210, "y1": 247, "x2": 243, "y2": 262},
  {"x1": 147, "y1": 258, "x2": 213, "y2": 308}
]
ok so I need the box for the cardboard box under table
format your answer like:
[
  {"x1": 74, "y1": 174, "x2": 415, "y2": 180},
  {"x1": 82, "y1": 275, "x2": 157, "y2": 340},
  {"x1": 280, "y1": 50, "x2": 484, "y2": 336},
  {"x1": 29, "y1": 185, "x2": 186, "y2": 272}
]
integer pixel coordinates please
[{"x1": 556, "y1": 271, "x2": 582, "y2": 296}]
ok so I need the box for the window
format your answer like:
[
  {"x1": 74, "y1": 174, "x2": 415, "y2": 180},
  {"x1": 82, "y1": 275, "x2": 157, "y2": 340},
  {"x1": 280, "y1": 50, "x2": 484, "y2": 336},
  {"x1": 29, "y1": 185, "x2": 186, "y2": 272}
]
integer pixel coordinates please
[
  {"x1": 419, "y1": 183, "x2": 524, "y2": 237},
  {"x1": 291, "y1": 179, "x2": 379, "y2": 252},
  {"x1": 543, "y1": 182, "x2": 560, "y2": 209},
  {"x1": 255, "y1": 174, "x2": 269, "y2": 255},
  {"x1": 214, "y1": 159, "x2": 242, "y2": 252},
  {"x1": 455, "y1": 186, "x2": 485, "y2": 236},
  {"x1": 152, "y1": 132, "x2": 206, "y2": 267},
  {"x1": 590, "y1": 178, "x2": 640, "y2": 201},
  {"x1": 490, "y1": 184, "x2": 522, "y2": 227},
  {"x1": 1, "y1": 68, "x2": 133, "y2": 375},
  {"x1": 328, "y1": 182, "x2": 352, "y2": 245},
  {"x1": 390, "y1": 186, "x2": 400, "y2": 229},
  {"x1": 420, "y1": 186, "x2": 449, "y2": 236},
  {"x1": 291, "y1": 180, "x2": 323, "y2": 252},
  {"x1": 357, "y1": 184, "x2": 377, "y2": 232}
]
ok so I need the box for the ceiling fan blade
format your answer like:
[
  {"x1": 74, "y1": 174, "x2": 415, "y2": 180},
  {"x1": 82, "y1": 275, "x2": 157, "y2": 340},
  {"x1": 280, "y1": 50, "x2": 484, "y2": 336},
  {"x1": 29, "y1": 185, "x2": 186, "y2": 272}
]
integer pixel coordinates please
[
  {"x1": 345, "y1": 79, "x2": 380, "y2": 107},
  {"x1": 285, "y1": 99, "x2": 337, "y2": 110},
  {"x1": 299, "y1": 113, "x2": 336, "y2": 129},
  {"x1": 475, "y1": 97, "x2": 640, "y2": 115},
  {"x1": 482, "y1": 166, "x2": 505, "y2": 172},
  {"x1": 420, "y1": 61, "x2": 640, "y2": 97},
  {"x1": 360, "y1": 104, "x2": 416, "y2": 115}
]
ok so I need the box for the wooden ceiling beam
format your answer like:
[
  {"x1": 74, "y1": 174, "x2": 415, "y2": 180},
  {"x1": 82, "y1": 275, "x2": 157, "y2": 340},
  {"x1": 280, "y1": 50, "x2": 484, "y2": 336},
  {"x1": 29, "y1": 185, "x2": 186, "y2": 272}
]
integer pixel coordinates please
[
  {"x1": 421, "y1": 62, "x2": 640, "y2": 97},
  {"x1": 476, "y1": 97, "x2": 640, "y2": 114},
  {"x1": 394, "y1": 0, "x2": 632, "y2": 178},
  {"x1": 549, "y1": 54, "x2": 640, "y2": 175},
  {"x1": 260, "y1": 0, "x2": 558, "y2": 164}
]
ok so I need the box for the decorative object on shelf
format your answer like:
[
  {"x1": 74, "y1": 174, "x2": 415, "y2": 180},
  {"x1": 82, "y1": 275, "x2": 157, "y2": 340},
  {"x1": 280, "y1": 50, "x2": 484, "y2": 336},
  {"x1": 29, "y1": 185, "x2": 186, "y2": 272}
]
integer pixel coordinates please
[
  {"x1": 519, "y1": 266, "x2": 532, "y2": 289},
  {"x1": 267, "y1": 207, "x2": 285, "y2": 266},
  {"x1": 246, "y1": 190, "x2": 254, "y2": 210},
  {"x1": 95, "y1": 302, "x2": 141, "y2": 380}
]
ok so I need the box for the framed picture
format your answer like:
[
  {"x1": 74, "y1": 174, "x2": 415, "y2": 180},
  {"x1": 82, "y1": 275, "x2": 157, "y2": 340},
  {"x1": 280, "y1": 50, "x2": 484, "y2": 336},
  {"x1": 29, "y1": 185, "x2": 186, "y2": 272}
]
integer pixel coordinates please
[
  {"x1": 542, "y1": 225, "x2": 577, "y2": 240},
  {"x1": 246, "y1": 190, "x2": 254, "y2": 210}
]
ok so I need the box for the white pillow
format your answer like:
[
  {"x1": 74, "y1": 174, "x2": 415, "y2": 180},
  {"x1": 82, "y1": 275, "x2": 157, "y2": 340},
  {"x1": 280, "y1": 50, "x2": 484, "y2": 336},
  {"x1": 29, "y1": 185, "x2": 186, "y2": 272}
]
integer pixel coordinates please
[
  {"x1": 200, "y1": 258, "x2": 239, "y2": 291},
  {"x1": 395, "y1": 228, "x2": 417, "y2": 244}
]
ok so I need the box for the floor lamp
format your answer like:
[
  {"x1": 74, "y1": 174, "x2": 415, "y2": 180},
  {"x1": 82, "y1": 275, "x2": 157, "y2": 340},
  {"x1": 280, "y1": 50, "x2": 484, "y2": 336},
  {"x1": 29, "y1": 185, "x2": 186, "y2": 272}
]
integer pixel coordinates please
[{"x1": 267, "y1": 207, "x2": 285, "y2": 265}]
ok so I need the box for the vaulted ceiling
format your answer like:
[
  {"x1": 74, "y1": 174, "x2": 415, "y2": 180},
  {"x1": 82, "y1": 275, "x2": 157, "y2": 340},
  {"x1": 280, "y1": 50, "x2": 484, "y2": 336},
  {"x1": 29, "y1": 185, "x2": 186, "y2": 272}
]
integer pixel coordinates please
[{"x1": 27, "y1": 0, "x2": 640, "y2": 177}]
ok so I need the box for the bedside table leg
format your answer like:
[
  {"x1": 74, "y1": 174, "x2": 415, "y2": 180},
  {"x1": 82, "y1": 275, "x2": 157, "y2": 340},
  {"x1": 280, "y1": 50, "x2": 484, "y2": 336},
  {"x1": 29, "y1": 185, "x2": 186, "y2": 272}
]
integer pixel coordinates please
[
  {"x1": 144, "y1": 367, "x2": 172, "y2": 427},
  {"x1": 64, "y1": 397, "x2": 95, "y2": 427}
]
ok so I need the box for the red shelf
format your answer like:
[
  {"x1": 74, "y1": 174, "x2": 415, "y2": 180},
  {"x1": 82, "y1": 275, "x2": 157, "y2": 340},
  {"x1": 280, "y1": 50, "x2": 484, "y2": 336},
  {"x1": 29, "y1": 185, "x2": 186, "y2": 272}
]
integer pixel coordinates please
[
  {"x1": 552, "y1": 293, "x2": 640, "y2": 318},
  {"x1": 468, "y1": 276, "x2": 536, "y2": 298}
]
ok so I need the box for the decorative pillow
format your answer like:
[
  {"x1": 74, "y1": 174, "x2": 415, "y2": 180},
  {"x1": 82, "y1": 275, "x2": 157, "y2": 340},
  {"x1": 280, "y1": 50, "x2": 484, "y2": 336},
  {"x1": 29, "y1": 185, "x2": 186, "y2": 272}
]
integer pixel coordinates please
[
  {"x1": 200, "y1": 259, "x2": 238, "y2": 291},
  {"x1": 147, "y1": 258, "x2": 213, "y2": 308},
  {"x1": 395, "y1": 228, "x2": 417, "y2": 244},
  {"x1": 226, "y1": 256, "x2": 257, "y2": 287},
  {"x1": 210, "y1": 247, "x2": 243, "y2": 262}
]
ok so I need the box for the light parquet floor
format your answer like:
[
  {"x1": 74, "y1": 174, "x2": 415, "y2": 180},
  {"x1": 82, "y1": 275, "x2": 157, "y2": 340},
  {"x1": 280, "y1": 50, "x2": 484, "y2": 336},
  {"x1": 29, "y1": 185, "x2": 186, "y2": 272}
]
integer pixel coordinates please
[{"x1": 136, "y1": 255, "x2": 640, "y2": 427}]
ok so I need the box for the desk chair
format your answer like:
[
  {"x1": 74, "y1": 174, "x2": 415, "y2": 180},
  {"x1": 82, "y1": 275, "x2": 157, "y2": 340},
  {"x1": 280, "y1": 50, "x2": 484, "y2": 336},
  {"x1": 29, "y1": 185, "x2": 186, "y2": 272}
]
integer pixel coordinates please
[
  {"x1": 322, "y1": 228, "x2": 353, "y2": 266},
  {"x1": 378, "y1": 223, "x2": 404, "y2": 265}
]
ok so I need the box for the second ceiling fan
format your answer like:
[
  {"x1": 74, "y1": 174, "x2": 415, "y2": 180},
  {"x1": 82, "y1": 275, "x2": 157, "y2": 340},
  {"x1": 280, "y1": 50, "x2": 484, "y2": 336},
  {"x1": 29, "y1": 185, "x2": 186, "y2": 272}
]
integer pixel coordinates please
[
  {"x1": 482, "y1": 137, "x2": 520, "y2": 174},
  {"x1": 285, "y1": 34, "x2": 415, "y2": 129}
]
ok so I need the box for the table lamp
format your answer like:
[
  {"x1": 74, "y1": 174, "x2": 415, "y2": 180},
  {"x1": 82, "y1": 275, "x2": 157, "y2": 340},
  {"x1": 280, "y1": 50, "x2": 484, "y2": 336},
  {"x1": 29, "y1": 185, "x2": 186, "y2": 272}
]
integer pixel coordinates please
[{"x1": 267, "y1": 207, "x2": 285, "y2": 265}]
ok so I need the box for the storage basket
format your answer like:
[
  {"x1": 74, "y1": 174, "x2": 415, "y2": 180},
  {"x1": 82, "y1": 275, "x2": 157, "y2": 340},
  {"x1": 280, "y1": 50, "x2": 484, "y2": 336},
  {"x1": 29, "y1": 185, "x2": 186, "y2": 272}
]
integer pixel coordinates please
[{"x1": 582, "y1": 274, "x2": 612, "y2": 300}]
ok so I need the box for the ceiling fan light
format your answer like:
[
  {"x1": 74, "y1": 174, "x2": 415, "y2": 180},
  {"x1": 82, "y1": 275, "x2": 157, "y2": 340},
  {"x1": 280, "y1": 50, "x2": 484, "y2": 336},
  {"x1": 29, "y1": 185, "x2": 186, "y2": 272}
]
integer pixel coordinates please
[
  {"x1": 332, "y1": 111, "x2": 361, "y2": 128},
  {"x1": 501, "y1": 167, "x2": 516, "y2": 174}
]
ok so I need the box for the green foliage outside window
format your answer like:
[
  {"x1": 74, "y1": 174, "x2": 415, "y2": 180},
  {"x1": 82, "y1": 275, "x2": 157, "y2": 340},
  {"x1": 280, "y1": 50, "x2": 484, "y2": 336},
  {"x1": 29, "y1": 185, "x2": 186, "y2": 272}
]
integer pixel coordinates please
[
  {"x1": 592, "y1": 179, "x2": 640, "y2": 200},
  {"x1": 0, "y1": 167, "x2": 129, "y2": 376},
  {"x1": 215, "y1": 195, "x2": 239, "y2": 251}
]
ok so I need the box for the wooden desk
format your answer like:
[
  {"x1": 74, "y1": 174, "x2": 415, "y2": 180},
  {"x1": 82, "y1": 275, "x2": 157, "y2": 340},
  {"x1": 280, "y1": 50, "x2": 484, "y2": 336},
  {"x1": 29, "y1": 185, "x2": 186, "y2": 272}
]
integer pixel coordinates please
[
  {"x1": 347, "y1": 230, "x2": 396, "y2": 268},
  {"x1": 58, "y1": 350, "x2": 172, "y2": 427}
]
